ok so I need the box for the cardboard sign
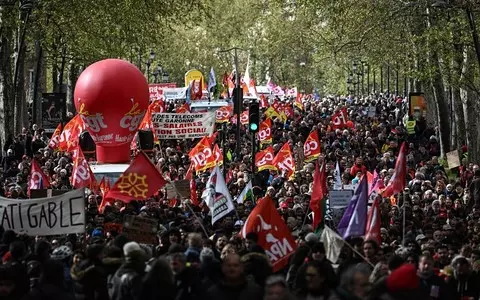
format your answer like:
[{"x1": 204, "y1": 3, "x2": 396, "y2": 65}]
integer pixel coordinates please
[
  {"x1": 104, "y1": 222, "x2": 123, "y2": 234},
  {"x1": 152, "y1": 112, "x2": 215, "y2": 139},
  {"x1": 0, "y1": 189, "x2": 85, "y2": 236},
  {"x1": 173, "y1": 180, "x2": 190, "y2": 198},
  {"x1": 122, "y1": 215, "x2": 158, "y2": 244},
  {"x1": 329, "y1": 190, "x2": 353, "y2": 208},
  {"x1": 446, "y1": 150, "x2": 461, "y2": 169}
]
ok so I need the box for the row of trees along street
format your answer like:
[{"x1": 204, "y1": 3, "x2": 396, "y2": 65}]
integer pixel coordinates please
[{"x1": 1, "y1": 0, "x2": 480, "y2": 162}]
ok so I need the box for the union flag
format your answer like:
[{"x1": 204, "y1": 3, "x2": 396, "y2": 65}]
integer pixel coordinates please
[
  {"x1": 105, "y1": 152, "x2": 167, "y2": 203},
  {"x1": 255, "y1": 146, "x2": 276, "y2": 172},
  {"x1": 59, "y1": 115, "x2": 84, "y2": 152},
  {"x1": 213, "y1": 144, "x2": 223, "y2": 166},
  {"x1": 48, "y1": 123, "x2": 62, "y2": 150},
  {"x1": 189, "y1": 136, "x2": 216, "y2": 172},
  {"x1": 258, "y1": 118, "x2": 272, "y2": 145},
  {"x1": 304, "y1": 130, "x2": 321, "y2": 162},
  {"x1": 28, "y1": 159, "x2": 51, "y2": 197},
  {"x1": 71, "y1": 145, "x2": 96, "y2": 190},
  {"x1": 272, "y1": 143, "x2": 295, "y2": 180}
]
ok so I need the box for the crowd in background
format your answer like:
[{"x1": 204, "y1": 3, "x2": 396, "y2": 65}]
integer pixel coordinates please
[{"x1": 0, "y1": 93, "x2": 478, "y2": 300}]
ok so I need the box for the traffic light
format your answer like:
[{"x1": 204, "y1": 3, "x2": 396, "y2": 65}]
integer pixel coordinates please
[
  {"x1": 248, "y1": 101, "x2": 260, "y2": 132},
  {"x1": 233, "y1": 86, "x2": 243, "y2": 115}
]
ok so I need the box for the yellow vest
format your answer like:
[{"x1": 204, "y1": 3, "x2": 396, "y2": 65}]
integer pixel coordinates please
[{"x1": 406, "y1": 120, "x2": 416, "y2": 135}]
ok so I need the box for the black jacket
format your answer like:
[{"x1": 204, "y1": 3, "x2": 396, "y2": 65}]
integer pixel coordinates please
[
  {"x1": 420, "y1": 273, "x2": 451, "y2": 300},
  {"x1": 174, "y1": 267, "x2": 207, "y2": 300},
  {"x1": 21, "y1": 283, "x2": 74, "y2": 300},
  {"x1": 207, "y1": 280, "x2": 263, "y2": 300},
  {"x1": 109, "y1": 261, "x2": 145, "y2": 300},
  {"x1": 70, "y1": 259, "x2": 108, "y2": 300}
]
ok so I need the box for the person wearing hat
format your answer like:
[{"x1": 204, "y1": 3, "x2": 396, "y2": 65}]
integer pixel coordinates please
[{"x1": 110, "y1": 242, "x2": 146, "y2": 300}]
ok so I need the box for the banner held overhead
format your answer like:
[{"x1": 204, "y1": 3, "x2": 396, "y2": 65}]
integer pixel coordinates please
[
  {"x1": 152, "y1": 112, "x2": 216, "y2": 139},
  {"x1": 0, "y1": 189, "x2": 85, "y2": 236}
]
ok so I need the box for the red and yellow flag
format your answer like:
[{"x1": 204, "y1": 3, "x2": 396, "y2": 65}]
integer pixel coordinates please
[
  {"x1": 48, "y1": 123, "x2": 62, "y2": 150},
  {"x1": 105, "y1": 152, "x2": 167, "y2": 203},
  {"x1": 59, "y1": 115, "x2": 84, "y2": 152},
  {"x1": 215, "y1": 106, "x2": 232, "y2": 123},
  {"x1": 258, "y1": 118, "x2": 272, "y2": 145},
  {"x1": 189, "y1": 136, "x2": 216, "y2": 172},
  {"x1": 304, "y1": 130, "x2": 321, "y2": 163},
  {"x1": 213, "y1": 144, "x2": 223, "y2": 166},
  {"x1": 255, "y1": 146, "x2": 277, "y2": 172},
  {"x1": 273, "y1": 143, "x2": 295, "y2": 180}
]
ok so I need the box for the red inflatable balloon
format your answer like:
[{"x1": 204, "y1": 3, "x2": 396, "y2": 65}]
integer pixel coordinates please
[{"x1": 74, "y1": 59, "x2": 149, "y2": 163}]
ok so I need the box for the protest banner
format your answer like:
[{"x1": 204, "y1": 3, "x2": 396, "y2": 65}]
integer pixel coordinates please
[
  {"x1": 329, "y1": 190, "x2": 353, "y2": 208},
  {"x1": 149, "y1": 83, "x2": 177, "y2": 101},
  {"x1": 122, "y1": 215, "x2": 158, "y2": 244},
  {"x1": 0, "y1": 188, "x2": 85, "y2": 236},
  {"x1": 162, "y1": 87, "x2": 187, "y2": 100},
  {"x1": 152, "y1": 112, "x2": 215, "y2": 139}
]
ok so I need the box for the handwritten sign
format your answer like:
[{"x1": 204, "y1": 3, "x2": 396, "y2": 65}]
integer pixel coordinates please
[
  {"x1": 0, "y1": 189, "x2": 85, "y2": 236},
  {"x1": 446, "y1": 150, "x2": 461, "y2": 169},
  {"x1": 122, "y1": 215, "x2": 158, "y2": 244},
  {"x1": 329, "y1": 190, "x2": 353, "y2": 208}
]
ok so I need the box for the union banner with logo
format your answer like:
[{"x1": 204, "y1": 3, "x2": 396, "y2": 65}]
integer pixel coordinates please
[
  {"x1": 189, "y1": 136, "x2": 216, "y2": 172},
  {"x1": 304, "y1": 130, "x2": 321, "y2": 162},
  {"x1": 255, "y1": 146, "x2": 277, "y2": 172},
  {"x1": 241, "y1": 196, "x2": 297, "y2": 272},
  {"x1": 152, "y1": 112, "x2": 215, "y2": 139}
]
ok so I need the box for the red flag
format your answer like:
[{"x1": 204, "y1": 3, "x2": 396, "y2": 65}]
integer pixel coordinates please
[
  {"x1": 216, "y1": 106, "x2": 233, "y2": 123},
  {"x1": 71, "y1": 146, "x2": 96, "y2": 189},
  {"x1": 365, "y1": 196, "x2": 381, "y2": 245},
  {"x1": 367, "y1": 171, "x2": 374, "y2": 187},
  {"x1": 255, "y1": 146, "x2": 277, "y2": 172},
  {"x1": 48, "y1": 123, "x2": 62, "y2": 150},
  {"x1": 213, "y1": 144, "x2": 223, "y2": 166},
  {"x1": 240, "y1": 110, "x2": 249, "y2": 125},
  {"x1": 190, "y1": 80, "x2": 203, "y2": 100},
  {"x1": 240, "y1": 197, "x2": 297, "y2": 272},
  {"x1": 294, "y1": 93, "x2": 304, "y2": 110},
  {"x1": 28, "y1": 159, "x2": 51, "y2": 196},
  {"x1": 272, "y1": 143, "x2": 295, "y2": 179},
  {"x1": 59, "y1": 115, "x2": 84, "y2": 152},
  {"x1": 310, "y1": 162, "x2": 327, "y2": 230},
  {"x1": 189, "y1": 136, "x2": 216, "y2": 172},
  {"x1": 190, "y1": 178, "x2": 198, "y2": 206},
  {"x1": 185, "y1": 163, "x2": 194, "y2": 180},
  {"x1": 304, "y1": 130, "x2": 321, "y2": 162},
  {"x1": 98, "y1": 177, "x2": 112, "y2": 213},
  {"x1": 258, "y1": 118, "x2": 272, "y2": 145},
  {"x1": 176, "y1": 103, "x2": 191, "y2": 113},
  {"x1": 259, "y1": 95, "x2": 269, "y2": 108},
  {"x1": 105, "y1": 152, "x2": 167, "y2": 203},
  {"x1": 382, "y1": 142, "x2": 407, "y2": 197},
  {"x1": 331, "y1": 107, "x2": 348, "y2": 130},
  {"x1": 208, "y1": 132, "x2": 219, "y2": 145}
]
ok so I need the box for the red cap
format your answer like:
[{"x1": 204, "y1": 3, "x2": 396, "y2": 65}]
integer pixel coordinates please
[{"x1": 386, "y1": 264, "x2": 419, "y2": 292}]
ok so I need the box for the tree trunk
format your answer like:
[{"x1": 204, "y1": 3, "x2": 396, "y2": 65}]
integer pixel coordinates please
[
  {"x1": 430, "y1": 51, "x2": 450, "y2": 157},
  {"x1": 66, "y1": 61, "x2": 79, "y2": 114},
  {"x1": 452, "y1": 86, "x2": 466, "y2": 150},
  {"x1": 461, "y1": 48, "x2": 480, "y2": 163},
  {"x1": 0, "y1": 7, "x2": 16, "y2": 148}
]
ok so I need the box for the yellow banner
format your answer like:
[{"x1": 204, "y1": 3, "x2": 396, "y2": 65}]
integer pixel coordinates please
[{"x1": 185, "y1": 69, "x2": 206, "y2": 87}]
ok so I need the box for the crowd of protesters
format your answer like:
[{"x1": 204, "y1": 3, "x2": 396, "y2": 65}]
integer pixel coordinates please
[{"x1": 0, "y1": 93, "x2": 478, "y2": 300}]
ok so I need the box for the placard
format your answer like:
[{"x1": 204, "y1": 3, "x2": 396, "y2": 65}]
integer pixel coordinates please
[
  {"x1": 173, "y1": 180, "x2": 191, "y2": 198},
  {"x1": 329, "y1": 190, "x2": 353, "y2": 208},
  {"x1": 0, "y1": 189, "x2": 85, "y2": 236},
  {"x1": 149, "y1": 83, "x2": 177, "y2": 101},
  {"x1": 152, "y1": 112, "x2": 215, "y2": 139},
  {"x1": 446, "y1": 150, "x2": 461, "y2": 169},
  {"x1": 42, "y1": 93, "x2": 66, "y2": 133},
  {"x1": 122, "y1": 215, "x2": 158, "y2": 244},
  {"x1": 162, "y1": 88, "x2": 187, "y2": 100},
  {"x1": 104, "y1": 222, "x2": 123, "y2": 234}
]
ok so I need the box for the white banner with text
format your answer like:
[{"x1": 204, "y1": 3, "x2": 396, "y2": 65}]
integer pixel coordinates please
[
  {"x1": 152, "y1": 112, "x2": 216, "y2": 139},
  {"x1": 0, "y1": 189, "x2": 85, "y2": 236}
]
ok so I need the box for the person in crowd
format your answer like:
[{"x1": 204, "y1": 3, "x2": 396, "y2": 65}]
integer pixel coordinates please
[
  {"x1": 71, "y1": 244, "x2": 108, "y2": 300},
  {"x1": 417, "y1": 254, "x2": 450, "y2": 299},
  {"x1": 207, "y1": 253, "x2": 263, "y2": 300},
  {"x1": 139, "y1": 258, "x2": 176, "y2": 300},
  {"x1": 296, "y1": 260, "x2": 335, "y2": 300},
  {"x1": 264, "y1": 275, "x2": 296, "y2": 300},
  {"x1": 168, "y1": 252, "x2": 206, "y2": 300},
  {"x1": 22, "y1": 260, "x2": 75, "y2": 300},
  {"x1": 445, "y1": 256, "x2": 479, "y2": 300},
  {"x1": 110, "y1": 242, "x2": 146, "y2": 300},
  {"x1": 328, "y1": 263, "x2": 371, "y2": 300}
]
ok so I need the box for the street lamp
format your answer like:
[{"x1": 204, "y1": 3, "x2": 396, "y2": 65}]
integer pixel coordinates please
[
  {"x1": 145, "y1": 49, "x2": 155, "y2": 83},
  {"x1": 162, "y1": 71, "x2": 169, "y2": 83}
]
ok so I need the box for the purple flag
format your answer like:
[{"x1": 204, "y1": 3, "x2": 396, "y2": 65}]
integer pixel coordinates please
[{"x1": 337, "y1": 176, "x2": 368, "y2": 239}]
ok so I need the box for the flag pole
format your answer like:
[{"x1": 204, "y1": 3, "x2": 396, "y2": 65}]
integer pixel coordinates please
[
  {"x1": 185, "y1": 202, "x2": 210, "y2": 238},
  {"x1": 343, "y1": 239, "x2": 375, "y2": 268},
  {"x1": 402, "y1": 192, "x2": 406, "y2": 247}
]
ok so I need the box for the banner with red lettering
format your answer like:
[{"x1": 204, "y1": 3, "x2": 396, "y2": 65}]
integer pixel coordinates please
[
  {"x1": 258, "y1": 118, "x2": 272, "y2": 145},
  {"x1": 152, "y1": 112, "x2": 216, "y2": 140},
  {"x1": 241, "y1": 196, "x2": 297, "y2": 272},
  {"x1": 149, "y1": 83, "x2": 177, "y2": 101},
  {"x1": 304, "y1": 130, "x2": 321, "y2": 163},
  {"x1": 216, "y1": 106, "x2": 233, "y2": 123},
  {"x1": 273, "y1": 143, "x2": 295, "y2": 179},
  {"x1": 189, "y1": 136, "x2": 216, "y2": 172},
  {"x1": 255, "y1": 146, "x2": 277, "y2": 172}
]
